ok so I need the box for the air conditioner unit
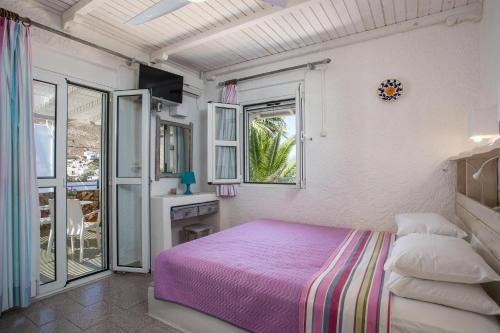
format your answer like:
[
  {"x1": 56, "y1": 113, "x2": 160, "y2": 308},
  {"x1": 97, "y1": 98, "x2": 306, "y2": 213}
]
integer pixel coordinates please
[{"x1": 183, "y1": 83, "x2": 202, "y2": 98}]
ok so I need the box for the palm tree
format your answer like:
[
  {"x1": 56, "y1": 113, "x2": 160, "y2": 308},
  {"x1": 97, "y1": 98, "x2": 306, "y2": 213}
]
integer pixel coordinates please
[{"x1": 248, "y1": 117, "x2": 296, "y2": 183}]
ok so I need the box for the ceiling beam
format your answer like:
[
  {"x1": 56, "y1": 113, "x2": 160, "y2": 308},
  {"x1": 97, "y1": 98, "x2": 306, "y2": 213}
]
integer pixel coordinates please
[
  {"x1": 151, "y1": 0, "x2": 311, "y2": 61},
  {"x1": 62, "y1": 0, "x2": 108, "y2": 30}
]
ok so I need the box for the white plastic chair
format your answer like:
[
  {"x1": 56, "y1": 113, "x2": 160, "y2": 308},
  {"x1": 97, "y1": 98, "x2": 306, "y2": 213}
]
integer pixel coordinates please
[{"x1": 67, "y1": 199, "x2": 101, "y2": 262}]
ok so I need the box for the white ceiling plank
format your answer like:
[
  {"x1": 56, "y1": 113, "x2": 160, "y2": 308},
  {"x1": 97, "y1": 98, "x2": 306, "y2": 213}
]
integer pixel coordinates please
[
  {"x1": 207, "y1": 0, "x2": 240, "y2": 22},
  {"x1": 341, "y1": 0, "x2": 366, "y2": 33},
  {"x1": 151, "y1": 0, "x2": 311, "y2": 60},
  {"x1": 281, "y1": 12, "x2": 316, "y2": 45},
  {"x1": 454, "y1": 0, "x2": 467, "y2": 7},
  {"x1": 300, "y1": 5, "x2": 335, "y2": 41},
  {"x1": 229, "y1": 0, "x2": 257, "y2": 16},
  {"x1": 418, "y1": 0, "x2": 431, "y2": 17},
  {"x1": 319, "y1": 0, "x2": 348, "y2": 36},
  {"x1": 293, "y1": 9, "x2": 326, "y2": 43},
  {"x1": 288, "y1": 10, "x2": 322, "y2": 44},
  {"x1": 442, "y1": 0, "x2": 455, "y2": 10},
  {"x1": 381, "y1": 0, "x2": 396, "y2": 25},
  {"x1": 258, "y1": 21, "x2": 296, "y2": 50},
  {"x1": 429, "y1": 0, "x2": 444, "y2": 13},
  {"x1": 222, "y1": 31, "x2": 269, "y2": 59},
  {"x1": 243, "y1": 26, "x2": 282, "y2": 54},
  {"x1": 368, "y1": 0, "x2": 386, "y2": 27},
  {"x1": 229, "y1": 30, "x2": 274, "y2": 58},
  {"x1": 393, "y1": 0, "x2": 407, "y2": 22},
  {"x1": 62, "y1": 0, "x2": 108, "y2": 29},
  {"x1": 272, "y1": 15, "x2": 308, "y2": 48},
  {"x1": 252, "y1": 24, "x2": 288, "y2": 52},
  {"x1": 331, "y1": 0, "x2": 356, "y2": 34},
  {"x1": 352, "y1": 0, "x2": 375, "y2": 30},
  {"x1": 308, "y1": 2, "x2": 339, "y2": 39},
  {"x1": 406, "y1": 0, "x2": 418, "y2": 19}
]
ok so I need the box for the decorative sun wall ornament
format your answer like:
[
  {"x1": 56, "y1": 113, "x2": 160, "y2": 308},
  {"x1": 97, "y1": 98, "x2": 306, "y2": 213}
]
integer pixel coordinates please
[{"x1": 378, "y1": 79, "x2": 403, "y2": 101}]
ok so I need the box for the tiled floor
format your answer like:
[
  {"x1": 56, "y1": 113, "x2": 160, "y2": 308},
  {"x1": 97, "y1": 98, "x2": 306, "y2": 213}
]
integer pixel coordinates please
[{"x1": 0, "y1": 273, "x2": 184, "y2": 333}]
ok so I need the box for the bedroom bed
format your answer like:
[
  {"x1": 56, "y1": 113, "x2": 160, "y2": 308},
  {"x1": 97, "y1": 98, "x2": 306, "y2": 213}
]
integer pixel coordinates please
[{"x1": 149, "y1": 219, "x2": 500, "y2": 333}]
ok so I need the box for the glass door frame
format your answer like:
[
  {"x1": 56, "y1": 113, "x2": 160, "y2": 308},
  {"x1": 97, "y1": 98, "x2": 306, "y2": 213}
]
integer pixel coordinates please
[
  {"x1": 111, "y1": 89, "x2": 150, "y2": 273},
  {"x1": 34, "y1": 68, "x2": 68, "y2": 295},
  {"x1": 34, "y1": 68, "x2": 112, "y2": 295},
  {"x1": 66, "y1": 80, "x2": 110, "y2": 282}
]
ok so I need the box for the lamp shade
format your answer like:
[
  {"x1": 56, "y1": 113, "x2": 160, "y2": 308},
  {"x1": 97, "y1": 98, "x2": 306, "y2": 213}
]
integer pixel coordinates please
[{"x1": 181, "y1": 171, "x2": 196, "y2": 185}]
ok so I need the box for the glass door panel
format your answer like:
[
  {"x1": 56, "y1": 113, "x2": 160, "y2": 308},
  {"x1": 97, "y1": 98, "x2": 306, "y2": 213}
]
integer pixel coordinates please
[
  {"x1": 38, "y1": 188, "x2": 56, "y2": 285},
  {"x1": 66, "y1": 83, "x2": 108, "y2": 281},
  {"x1": 116, "y1": 184, "x2": 142, "y2": 267},
  {"x1": 117, "y1": 95, "x2": 143, "y2": 178},
  {"x1": 112, "y1": 90, "x2": 150, "y2": 273}
]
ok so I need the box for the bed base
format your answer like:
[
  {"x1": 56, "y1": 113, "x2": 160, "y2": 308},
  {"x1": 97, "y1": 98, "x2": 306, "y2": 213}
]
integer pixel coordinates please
[{"x1": 147, "y1": 287, "x2": 247, "y2": 333}]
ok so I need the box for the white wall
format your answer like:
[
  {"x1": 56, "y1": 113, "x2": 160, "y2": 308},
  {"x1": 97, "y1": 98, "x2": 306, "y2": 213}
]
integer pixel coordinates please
[
  {"x1": 205, "y1": 22, "x2": 479, "y2": 232},
  {"x1": 472, "y1": 0, "x2": 500, "y2": 132}
]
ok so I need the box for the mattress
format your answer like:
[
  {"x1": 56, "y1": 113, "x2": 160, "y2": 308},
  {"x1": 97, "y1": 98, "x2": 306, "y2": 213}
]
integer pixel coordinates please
[
  {"x1": 154, "y1": 219, "x2": 351, "y2": 333},
  {"x1": 391, "y1": 296, "x2": 500, "y2": 333}
]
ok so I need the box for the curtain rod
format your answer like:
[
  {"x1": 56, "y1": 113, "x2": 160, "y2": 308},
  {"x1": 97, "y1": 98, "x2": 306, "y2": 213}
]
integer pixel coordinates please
[
  {"x1": 0, "y1": 7, "x2": 144, "y2": 66},
  {"x1": 217, "y1": 58, "x2": 331, "y2": 87},
  {"x1": 0, "y1": 8, "x2": 32, "y2": 26}
]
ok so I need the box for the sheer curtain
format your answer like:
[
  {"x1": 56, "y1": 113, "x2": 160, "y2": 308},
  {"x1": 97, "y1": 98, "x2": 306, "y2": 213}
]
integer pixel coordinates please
[
  {"x1": 0, "y1": 17, "x2": 39, "y2": 312},
  {"x1": 216, "y1": 83, "x2": 238, "y2": 197}
]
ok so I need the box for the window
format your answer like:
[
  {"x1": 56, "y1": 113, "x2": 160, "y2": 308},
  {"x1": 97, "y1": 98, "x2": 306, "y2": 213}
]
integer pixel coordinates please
[
  {"x1": 244, "y1": 99, "x2": 299, "y2": 185},
  {"x1": 207, "y1": 83, "x2": 305, "y2": 187}
]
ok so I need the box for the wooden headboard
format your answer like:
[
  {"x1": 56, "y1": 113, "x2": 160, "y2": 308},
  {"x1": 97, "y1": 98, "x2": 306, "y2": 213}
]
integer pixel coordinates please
[{"x1": 456, "y1": 193, "x2": 500, "y2": 309}]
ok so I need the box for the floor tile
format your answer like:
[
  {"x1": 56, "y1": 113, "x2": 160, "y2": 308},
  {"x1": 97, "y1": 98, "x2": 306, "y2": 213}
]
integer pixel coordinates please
[
  {"x1": 0, "y1": 310, "x2": 38, "y2": 333},
  {"x1": 37, "y1": 318, "x2": 82, "y2": 333},
  {"x1": 65, "y1": 301, "x2": 123, "y2": 330},
  {"x1": 21, "y1": 301, "x2": 62, "y2": 326},
  {"x1": 69, "y1": 283, "x2": 109, "y2": 307},
  {"x1": 83, "y1": 321, "x2": 128, "y2": 333}
]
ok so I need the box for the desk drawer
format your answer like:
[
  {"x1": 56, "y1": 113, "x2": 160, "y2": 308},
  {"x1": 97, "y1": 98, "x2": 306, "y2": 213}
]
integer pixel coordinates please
[
  {"x1": 198, "y1": 201, "x2": 218, "y2": 216},
  {"x1": 171, "y1": 206, "x2": 198, "y2": 221}
]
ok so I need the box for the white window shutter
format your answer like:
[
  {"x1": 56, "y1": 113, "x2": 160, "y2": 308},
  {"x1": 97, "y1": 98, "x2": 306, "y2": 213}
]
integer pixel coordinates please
[{"x1": 207, "y1": 102, "x2": 242, "y2": 184}]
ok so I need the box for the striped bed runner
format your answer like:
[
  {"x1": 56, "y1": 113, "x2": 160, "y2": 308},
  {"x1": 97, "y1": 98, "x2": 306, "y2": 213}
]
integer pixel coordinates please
[{"x1": 299, "y1": 230, "x2": 395, "y2": 333}]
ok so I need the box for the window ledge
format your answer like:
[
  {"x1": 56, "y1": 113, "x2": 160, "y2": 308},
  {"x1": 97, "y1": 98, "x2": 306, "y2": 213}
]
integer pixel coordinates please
[{"x1": 239, "y1": 183, "x2": 302, "y2": 190}]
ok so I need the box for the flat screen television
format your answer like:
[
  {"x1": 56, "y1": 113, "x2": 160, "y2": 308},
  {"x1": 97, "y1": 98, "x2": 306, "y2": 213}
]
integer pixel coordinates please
[{"x1": 139, "y1": 64, "x2": 183, "y2": 104}]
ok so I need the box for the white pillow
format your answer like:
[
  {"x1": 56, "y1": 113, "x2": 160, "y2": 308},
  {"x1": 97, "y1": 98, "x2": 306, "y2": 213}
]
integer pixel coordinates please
[
  {"x1": 395, "y1": 213, "x2": 467, "y2": 238},
  {"x1": 387, "y1": 273, "x2": 500, "y2": 315},
  {"x1": 384, "y1": 234, "x2": 500, "y2": 283}
]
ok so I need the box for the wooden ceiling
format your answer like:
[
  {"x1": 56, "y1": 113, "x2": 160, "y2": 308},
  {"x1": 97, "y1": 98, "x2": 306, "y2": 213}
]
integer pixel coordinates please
[{"x1": 32, "y1": 0, "x2": 480, "y2": 72}]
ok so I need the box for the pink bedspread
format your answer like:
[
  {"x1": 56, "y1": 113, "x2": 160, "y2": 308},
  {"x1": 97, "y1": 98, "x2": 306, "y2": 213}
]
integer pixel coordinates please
[{"x1": 154, "y1": 219, "x2": 350, "y2": 333}]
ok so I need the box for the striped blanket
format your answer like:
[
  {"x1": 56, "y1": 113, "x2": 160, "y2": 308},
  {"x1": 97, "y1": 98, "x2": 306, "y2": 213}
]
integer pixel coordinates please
[{"x1": 299, "y1": 230, "x2": 395, "y2": 333}]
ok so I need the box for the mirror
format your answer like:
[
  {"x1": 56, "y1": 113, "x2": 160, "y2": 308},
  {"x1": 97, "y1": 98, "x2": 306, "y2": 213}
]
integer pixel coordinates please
[{"x1": 155, "y1": 117, "x2": 193, "y2": 180}]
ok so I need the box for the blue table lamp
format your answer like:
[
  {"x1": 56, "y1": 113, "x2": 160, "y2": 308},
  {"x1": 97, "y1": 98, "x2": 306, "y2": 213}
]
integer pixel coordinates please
[{"x1": 181, "y1": 171, "x2": 196, "y2": 195}]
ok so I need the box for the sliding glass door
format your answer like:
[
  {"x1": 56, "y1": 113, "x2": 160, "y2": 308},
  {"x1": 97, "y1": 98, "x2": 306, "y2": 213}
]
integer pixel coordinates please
[{"x1": 33, "y1": 69, "x2": 109, "y2": 294}]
